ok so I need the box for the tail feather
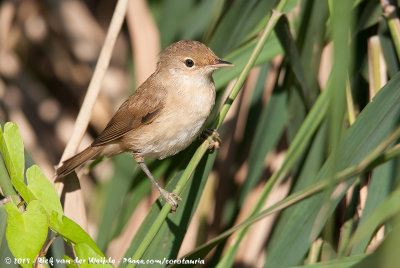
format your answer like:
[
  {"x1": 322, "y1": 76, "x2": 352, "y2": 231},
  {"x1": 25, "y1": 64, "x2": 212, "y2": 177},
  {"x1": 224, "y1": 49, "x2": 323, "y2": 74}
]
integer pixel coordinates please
[{"x1": 56, "y1": 146, "x2": 101, "y2": 178}]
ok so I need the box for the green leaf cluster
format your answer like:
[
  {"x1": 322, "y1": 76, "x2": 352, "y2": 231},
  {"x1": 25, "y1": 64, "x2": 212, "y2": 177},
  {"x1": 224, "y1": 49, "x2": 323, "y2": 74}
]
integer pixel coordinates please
[{"x1": 0, "y1": 122, "x2": 111, "y2": 267}]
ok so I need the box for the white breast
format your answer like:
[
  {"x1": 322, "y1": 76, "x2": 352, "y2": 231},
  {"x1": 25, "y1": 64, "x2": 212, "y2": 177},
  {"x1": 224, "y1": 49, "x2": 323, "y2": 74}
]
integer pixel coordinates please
[{"x1": 132, "y1": 73, "x2": 216, "y2": 159}]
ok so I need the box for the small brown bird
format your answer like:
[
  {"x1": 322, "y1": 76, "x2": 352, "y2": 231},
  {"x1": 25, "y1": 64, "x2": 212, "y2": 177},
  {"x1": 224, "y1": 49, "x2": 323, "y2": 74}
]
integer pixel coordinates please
[{"x1": 56, "y1": 40, "x2": 233, "y2": 212}]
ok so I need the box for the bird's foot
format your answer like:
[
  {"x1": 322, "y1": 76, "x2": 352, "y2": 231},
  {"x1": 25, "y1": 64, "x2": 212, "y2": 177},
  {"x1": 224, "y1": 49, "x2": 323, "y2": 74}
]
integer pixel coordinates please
[
  {"x1": 201, "y1": 128, "x2": 221, "y2": 150},
  {"x1": 160, "y1": 189, "x2": 182, "y2": 213}
]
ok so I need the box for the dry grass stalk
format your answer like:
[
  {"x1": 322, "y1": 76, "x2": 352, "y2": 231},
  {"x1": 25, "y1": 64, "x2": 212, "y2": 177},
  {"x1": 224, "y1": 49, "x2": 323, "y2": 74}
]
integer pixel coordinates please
[{"x1": 56, "y1": 0, "x2": 129, "y2": 231}]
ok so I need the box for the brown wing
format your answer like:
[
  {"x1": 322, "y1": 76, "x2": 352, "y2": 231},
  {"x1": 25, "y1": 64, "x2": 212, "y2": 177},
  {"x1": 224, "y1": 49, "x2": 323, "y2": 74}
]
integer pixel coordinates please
[{"x1": 91, "y1": 79, "x2": 166, "y2": 147}]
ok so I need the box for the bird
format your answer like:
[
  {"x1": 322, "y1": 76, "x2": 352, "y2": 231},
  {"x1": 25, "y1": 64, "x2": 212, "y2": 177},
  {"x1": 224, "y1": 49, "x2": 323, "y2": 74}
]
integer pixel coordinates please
[{"x1": 56, "y1": 40, "x2": 234, "y2": 212}]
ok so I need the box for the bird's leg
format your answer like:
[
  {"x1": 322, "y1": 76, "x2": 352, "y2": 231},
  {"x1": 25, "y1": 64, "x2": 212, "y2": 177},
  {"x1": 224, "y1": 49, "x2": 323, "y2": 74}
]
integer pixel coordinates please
[
  {"x1": 133, "y1": 155, "x2": 182, "y2": 213},
  {"x1": 200, "y1": 128, "x2": 221, "y2": 150}
]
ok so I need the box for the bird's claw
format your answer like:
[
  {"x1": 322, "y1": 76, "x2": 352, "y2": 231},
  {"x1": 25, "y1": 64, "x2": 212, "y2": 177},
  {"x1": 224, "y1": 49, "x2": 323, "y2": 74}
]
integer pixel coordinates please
[
  {"x1": 201, "y1": 128, "x2": 221, "y2": 150},
  {"x1": 160, "y1": 189, "x2": 182, "y2": 213}
]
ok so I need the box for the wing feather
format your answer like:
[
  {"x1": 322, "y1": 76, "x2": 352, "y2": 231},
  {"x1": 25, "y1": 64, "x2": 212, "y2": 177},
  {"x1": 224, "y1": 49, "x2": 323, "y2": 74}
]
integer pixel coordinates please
[{"x1": 91, "y1": 78, "x2": 166, "y2": 147}]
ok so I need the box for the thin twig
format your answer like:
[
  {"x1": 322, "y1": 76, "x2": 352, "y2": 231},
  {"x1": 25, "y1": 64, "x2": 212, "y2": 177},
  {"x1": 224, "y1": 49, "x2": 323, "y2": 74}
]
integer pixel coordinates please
[
  {"x1": 35, "y1": 234, "x2": 58, "y2": 268},
  {"x1": 54, "y1": 0, "x2": 129, "y2": 231},
  {"x1": 41, "y1": 235, "x2": 58, "y2": 257},
  {"x1": 55, "y1": 0, "x2": 128, "y2": 189},
  {"x1": 56, "y1": 0, "x2": 129, "y2": 177}
]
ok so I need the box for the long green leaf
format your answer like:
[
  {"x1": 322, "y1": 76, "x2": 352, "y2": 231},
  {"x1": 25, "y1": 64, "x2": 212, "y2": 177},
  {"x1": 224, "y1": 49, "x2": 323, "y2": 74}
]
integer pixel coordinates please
[
  {"x1": 264, "y1": 72, "x2": 400, "y2": 267},
  {"x1": 213, "y1": 34, "x2": 283, "y2": 90},
  {"x1": 238, "y1": 87, "x2": 288, "y2": 206},
  {"x1": 96, "y1": 153, "x2": 137, "y2": 251},
  {"x1": 158, "y1": 0, "x2": 195, "y2": 48},
  {"x1": 275, "y1": 15, "x2": 310, "y2": 107},
  {"x1": 208, "y1": 0, "x2": 276, "y2": 56},
  {"x1": 291, "y1": 254, "x2": 370, "y2": 268}
]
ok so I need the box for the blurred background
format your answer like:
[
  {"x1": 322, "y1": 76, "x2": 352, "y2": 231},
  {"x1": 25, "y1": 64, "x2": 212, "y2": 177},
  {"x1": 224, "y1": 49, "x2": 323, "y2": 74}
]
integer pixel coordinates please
[{"x1": 2, "y1": 0, "x2": 400, "y2": 267}]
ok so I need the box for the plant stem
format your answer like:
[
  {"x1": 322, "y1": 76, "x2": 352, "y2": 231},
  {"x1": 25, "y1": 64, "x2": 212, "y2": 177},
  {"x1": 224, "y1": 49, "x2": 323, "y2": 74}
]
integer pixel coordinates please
[
  {"x1": 127, "y1": 7, "x2": 284, "y2": 268},
  {"x1": 382, "y1": 1, "x2": 400, "y2": 61},
  {"x1": 215, "y1": 9, "x2": 283, "y2": 129}
]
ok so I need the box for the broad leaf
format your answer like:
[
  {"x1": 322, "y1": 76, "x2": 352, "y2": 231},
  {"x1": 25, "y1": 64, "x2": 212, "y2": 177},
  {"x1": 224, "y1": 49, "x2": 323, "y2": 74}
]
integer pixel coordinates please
[
  {"x1": 5, "y1": 200, "x2": 48, "y2": 268},
  {"x1": 0, "y1": 123, "x2": 33, "y2": 202},
  {"x1": 74, "y1": 243, "x2": 114, "y2": 268},
  {"x1": 26, "y1": 165, "x2": 63, "y2": 221},
  {"x1": 50, "y1": 213, "x2": 104, "y2": 257}
]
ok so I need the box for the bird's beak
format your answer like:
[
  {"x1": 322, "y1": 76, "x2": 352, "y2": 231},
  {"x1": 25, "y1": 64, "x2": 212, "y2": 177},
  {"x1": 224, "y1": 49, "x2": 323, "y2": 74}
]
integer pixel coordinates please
[{"x1": 211, "y1": 59, "x2": 234, "y2": 68}]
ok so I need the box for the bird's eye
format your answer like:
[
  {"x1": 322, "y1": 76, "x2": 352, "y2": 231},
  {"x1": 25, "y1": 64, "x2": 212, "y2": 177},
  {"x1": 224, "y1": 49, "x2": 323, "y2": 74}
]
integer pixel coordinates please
[{"x1": 185, "y1": 58, "x2": 194, "y2": 68}]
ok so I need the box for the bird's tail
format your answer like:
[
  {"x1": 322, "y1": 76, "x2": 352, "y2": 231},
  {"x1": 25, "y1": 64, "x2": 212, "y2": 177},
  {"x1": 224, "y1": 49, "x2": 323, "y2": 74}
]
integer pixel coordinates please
[{"x1": 56, "y1": 146, "x2": 101, "y2": 178}]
